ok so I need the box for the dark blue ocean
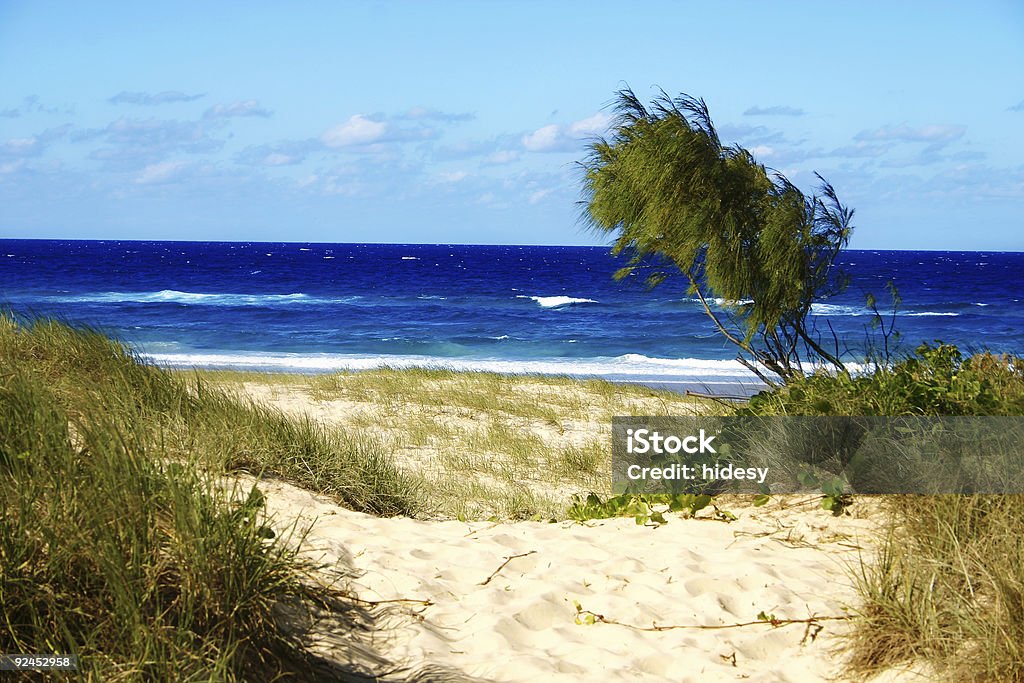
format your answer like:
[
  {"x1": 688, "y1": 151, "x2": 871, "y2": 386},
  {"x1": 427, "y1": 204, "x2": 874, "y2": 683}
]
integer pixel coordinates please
[{"x1": 1, "y1": 240, "x2": 1021, "y2": 390}]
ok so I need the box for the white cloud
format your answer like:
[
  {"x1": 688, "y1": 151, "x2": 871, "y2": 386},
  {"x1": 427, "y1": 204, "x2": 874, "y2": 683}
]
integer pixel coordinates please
[
  {"x1": 74, "y1": 118, "x2": 224, "y2": 166},
  {"x1": 109, "y1": 91, "x2": 204, "y2": 106},
  {"x1": 528, "y1": 188, "x2": 553, "y2": 204},
  {"x1": 263, "y1": 153, "x2": 299, "y2": 166},
  {"x1": 748, "y1": 144, "x2": 775, "y2": 158},
  {"x1": 522, "y1": 124, "x2": 561, "y2": 152},
  {"x1": 398, "y1": 107, "x2": 474, "y2": 122},
  {"x1": 522, "y1": 113, "x2": 613, "y2": 153},
  {"x1": 321, "y1": 115, "x2": 388, "y2": 148},
  {"x1": 829, "y1": 142, "x2": 889, "y2": 158},
  {"x1": 717, "y1": 123, "x2": 786, "y2": 146},
  {"x1": 135, "y1": 160, "x2": 189, "y2": 184},
  {"x1": 0, "y1": 126, "x2": 70, "y2": 159},
  {"x1": 235, "y1": 139, "x2": 318, "y2": 167},
  {"x1": 1, "y1": 95, "x2": 72, "y2": 117},
  {"x1": 568, "y1": 112, "x2": 612, "y2": 137},
  {"x1": 1, "y1": 138, "x2": 39, "y2": 156},
  {"x1": 744, "y1": 105, "x2": 805, "y2": 117}
]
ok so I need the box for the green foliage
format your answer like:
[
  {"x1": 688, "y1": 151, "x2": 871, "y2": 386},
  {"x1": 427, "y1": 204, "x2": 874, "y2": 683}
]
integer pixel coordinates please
[
  {"x1": 567, "y1": 492, "x2": 733, "y2": 526},
  {"x1": 0, "y1": 315, "x2": 424, "y2": 679},
  {"x1": 745, "y1": 342, "x2": 1024, "y2": 417},
  {"x1": 579, "y1": 87, "x2": 854, "y2": 382},
  {"x1": 572, "y1": 600, "x2": 598, "y2": 626},
  {"x1": 797, "y1": 469, "x2": 853, "y2": 516},
  {"x1": 741, "y1": 343, "x2": 1023, "y2": 517}
]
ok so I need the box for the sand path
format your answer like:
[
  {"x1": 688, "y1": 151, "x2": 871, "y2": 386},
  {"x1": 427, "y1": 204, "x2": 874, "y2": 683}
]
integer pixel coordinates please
[{"x1": 249, "y1": 476, "x2": 883, "y2": 682}]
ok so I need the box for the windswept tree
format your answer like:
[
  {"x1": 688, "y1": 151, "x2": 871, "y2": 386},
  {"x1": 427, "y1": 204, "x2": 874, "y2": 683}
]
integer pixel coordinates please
[{"x1": 580, "y1": 88, "x2": 855, "y2": 385}]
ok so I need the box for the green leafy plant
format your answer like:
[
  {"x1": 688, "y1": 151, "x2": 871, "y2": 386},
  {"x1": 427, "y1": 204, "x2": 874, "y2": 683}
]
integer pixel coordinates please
[
  {"x1": 567, "y1": 492, "x2": 734, "y2": 525},
  {"x1": 796, "y1": 469, "x2": 853, "y2": 516}
]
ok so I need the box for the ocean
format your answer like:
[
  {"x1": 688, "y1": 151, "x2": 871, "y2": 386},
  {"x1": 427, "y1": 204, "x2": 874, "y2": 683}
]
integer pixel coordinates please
[{"x1": 1, "y1": 240, "x2": 1021, "y2": 392}]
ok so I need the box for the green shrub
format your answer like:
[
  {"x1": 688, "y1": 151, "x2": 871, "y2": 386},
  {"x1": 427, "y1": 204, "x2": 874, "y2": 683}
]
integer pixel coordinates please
[{"x1": 745, "y1": 343, "x2": 1024, "y2": 417}]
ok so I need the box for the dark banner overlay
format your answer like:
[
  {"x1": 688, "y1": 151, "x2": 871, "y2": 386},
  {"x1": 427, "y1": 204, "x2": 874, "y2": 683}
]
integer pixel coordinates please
[{"x1": 612, "y1": 416, "x2": 1024, "y2": 495}]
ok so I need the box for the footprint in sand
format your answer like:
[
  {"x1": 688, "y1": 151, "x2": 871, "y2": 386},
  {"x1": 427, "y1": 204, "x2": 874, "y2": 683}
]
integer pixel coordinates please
[{"x1": 512, "y1": 596, "x2": 565, "y2": 631}]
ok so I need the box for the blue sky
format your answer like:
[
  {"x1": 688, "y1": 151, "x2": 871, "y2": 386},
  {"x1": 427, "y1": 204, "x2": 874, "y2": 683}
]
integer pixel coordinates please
[{"x1": 1, "y1": 1, "x2": 1022, "y2": 249}]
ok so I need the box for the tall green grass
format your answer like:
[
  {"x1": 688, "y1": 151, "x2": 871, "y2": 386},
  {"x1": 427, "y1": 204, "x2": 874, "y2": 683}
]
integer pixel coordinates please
[
  {"x1": 0, "y1": 315, "x2": 420, "y2": 516},
  {"x1": 0, "y1": 315, "x2": 418, "y2": 679}
]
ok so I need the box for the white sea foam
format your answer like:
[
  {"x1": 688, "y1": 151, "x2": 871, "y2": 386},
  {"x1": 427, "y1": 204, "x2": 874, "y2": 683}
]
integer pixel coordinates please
[
  {"x1": 810, "y1": 303, "x2": 959, "y2": 317},
  {"x1": 810, "y1": 303, "x2": 869, "y2": 316},
  {"x1": 517, "y1": 295, "x2": 598, "y2": 308},
  {"x1": 45, "y1": 290, "x2": 361, "y2": 307},
  {"x1": 140, "y1": 351, "x2": 881, "y2": 392},
  {"x1": 142, "y1": 350, "x2": 767, "y2": 382},
  {"x1": 401, "y1": 256, "x2": 420, "y2": 260},
  {"x1": 679, "y1": 297, "x2": 755, "y2": 307}
]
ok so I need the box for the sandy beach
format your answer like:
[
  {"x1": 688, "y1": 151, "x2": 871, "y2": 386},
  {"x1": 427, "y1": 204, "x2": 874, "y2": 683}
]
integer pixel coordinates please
[
  {"x1": 245, "y1": 477, "x2": 883, "y2": 682},
  {"x1": 227, "y1": 376, "x2": 891, "y2": 682}
]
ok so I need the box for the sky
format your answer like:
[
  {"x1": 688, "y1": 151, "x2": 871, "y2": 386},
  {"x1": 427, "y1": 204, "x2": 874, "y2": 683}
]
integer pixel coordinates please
[{"x1": 1, "y1": 1, "x2": 1022, "y2": 249}]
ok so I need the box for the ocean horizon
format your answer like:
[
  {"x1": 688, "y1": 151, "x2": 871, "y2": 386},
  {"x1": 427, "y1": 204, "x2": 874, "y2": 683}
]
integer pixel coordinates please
[{"x1": 2, "y1": 239, "x2": 1021, "y2": 392}]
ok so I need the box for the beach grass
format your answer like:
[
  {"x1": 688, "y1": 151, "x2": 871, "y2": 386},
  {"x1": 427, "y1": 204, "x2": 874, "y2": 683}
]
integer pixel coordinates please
[
  {"x1": 0, "y1": 317, "x2": 364, "y2": 680},
  {"x1": 203, "y1": 366, "x2": 710, "y2": 520},
  {"x1": 0, "y1": 315, "x2": 715, "y2": 676},
  {"x1": 847, "y1": 494, "x2": 1024, "y2": 682},
  {"x1": 0, "y1": 316, "x2": 421, "y2": 518}
]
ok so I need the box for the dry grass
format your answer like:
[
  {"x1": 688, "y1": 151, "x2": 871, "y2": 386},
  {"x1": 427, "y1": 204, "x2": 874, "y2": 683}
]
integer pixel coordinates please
[
  {"x1": 847, "y1": 494, "x2": 1024, "y2": 682},
  {"x1": 202, "y1": 367, "x2": 712, "y2": 520}
]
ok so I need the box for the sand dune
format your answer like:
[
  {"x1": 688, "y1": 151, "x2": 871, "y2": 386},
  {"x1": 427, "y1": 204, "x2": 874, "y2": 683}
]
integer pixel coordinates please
[{"x1": 249, "y1": 476, "x2": 884, "y2": 682}]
